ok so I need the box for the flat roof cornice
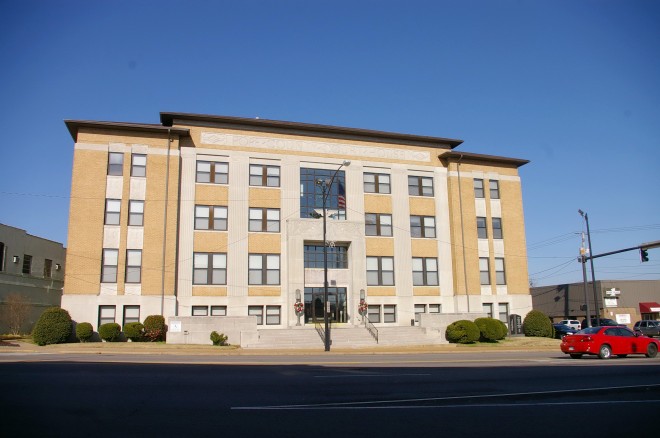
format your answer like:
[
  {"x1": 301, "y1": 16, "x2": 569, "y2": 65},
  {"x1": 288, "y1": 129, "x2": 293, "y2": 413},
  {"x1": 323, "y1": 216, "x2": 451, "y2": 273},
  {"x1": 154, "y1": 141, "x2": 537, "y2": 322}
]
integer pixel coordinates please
[
  {"x1": 65, "y1": 120, "x2": 190, "y2": 142},
  {"x1": 440, "y1": 151, "x2": 530, "y2": 168},
  {"x1": 160, "y1": 112, "x2": 463, "y2": 149}
]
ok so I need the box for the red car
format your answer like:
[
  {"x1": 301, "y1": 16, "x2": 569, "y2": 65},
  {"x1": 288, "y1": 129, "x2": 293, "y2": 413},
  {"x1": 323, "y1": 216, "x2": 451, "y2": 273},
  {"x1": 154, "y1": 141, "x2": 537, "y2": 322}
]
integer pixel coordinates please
[{"x1": 560, "y1": 326, "x2": 660, "y2": 359}]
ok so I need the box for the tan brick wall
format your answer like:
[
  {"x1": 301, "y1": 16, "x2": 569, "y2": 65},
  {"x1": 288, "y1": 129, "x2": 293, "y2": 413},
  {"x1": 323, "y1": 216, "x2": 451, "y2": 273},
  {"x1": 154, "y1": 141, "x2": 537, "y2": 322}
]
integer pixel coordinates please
[
  {"x1": 193, "y1": 233, "x2": 229, "y2": 252},
  {"x1": 367, "y1": 287, "x2": 396, "y2": 296},
  {"x1": 499, "y1": 179, "x2": 529, "y2": 294},
  {"x1": 248, "y1": 287, "x2": 281, "y2": 296},
  {"x1": 413, "y1": 287, "x2": 440, "y2": 296},
  {"x1": 195, "y1": 185, "x2": 229, "y2": 204},
  {"x1": 364, "y1": 195, "x2": 392, "y2": 213},
  {"x1": 192, "y1": 287, "x2": 228, "y2": 296},
  {"x1": 411, "y1": 239, "x2": 438, "y2": 257},
  {"x1": 249, "y1": 188, "x2": 281, "y2": 208},
  {"x1": 409, "y1": 197, "x2": 436, "y2": 216},
  {"x1": 365, "y1": 237, "x2": 394, "y2": 256},
  {"x1": 248, "y1": 234, "x2": 281, "y2": 253}
]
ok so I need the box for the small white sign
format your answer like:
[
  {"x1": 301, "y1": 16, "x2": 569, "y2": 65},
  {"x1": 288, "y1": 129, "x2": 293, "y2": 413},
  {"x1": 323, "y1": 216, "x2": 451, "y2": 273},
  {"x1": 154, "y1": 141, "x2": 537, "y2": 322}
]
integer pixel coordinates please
[
  {"x1": 604, "y1": 298, "x2": 618, "y2": 308},
  {"x1": 605, "y1": 288, "x2": 621, "y2": 296},
  {"x1": 616, "y1": 314, "x2": 631, "y2": 324},
  {"x1": 170, "y1": 321, "x2": 182, "y2": 333}
]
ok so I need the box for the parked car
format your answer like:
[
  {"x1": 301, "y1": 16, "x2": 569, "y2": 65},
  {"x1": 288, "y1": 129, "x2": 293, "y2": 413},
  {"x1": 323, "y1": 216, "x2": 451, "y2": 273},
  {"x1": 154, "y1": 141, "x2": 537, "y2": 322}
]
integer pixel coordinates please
[
  {"x1": 553, "y1": 323, "x2": 578, "y2": 339},
  {"x1": 558, "y1": 319, "x2": 581, "y2": 330},
  {"x1": 633, "y1": 320, "x2": 660, "y2": 338},
  {"x1": 560, "y1": 326, "x2": 660, "y2": 359},
  {"x1": 581, "y1": 318, "x2": 624, "y2": 328}
]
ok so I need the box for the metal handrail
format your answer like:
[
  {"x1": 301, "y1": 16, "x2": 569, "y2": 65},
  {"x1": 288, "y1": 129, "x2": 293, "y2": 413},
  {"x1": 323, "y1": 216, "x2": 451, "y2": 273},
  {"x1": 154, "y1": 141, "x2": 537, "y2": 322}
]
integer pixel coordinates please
[
  {"x1": 315, "y1": 322, "x2": 326, "y2": 345},
  {"x1": 365, "y1": 317, "x2": 379, "y2": 343}
]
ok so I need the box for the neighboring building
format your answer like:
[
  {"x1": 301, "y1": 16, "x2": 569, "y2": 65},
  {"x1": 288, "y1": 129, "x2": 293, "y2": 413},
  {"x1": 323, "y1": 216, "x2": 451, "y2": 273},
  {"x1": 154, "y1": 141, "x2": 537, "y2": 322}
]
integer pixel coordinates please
[
  {"x1": 61, "y1": 113, "x2": 531, "y2": 335},
  {"x1": 531, "y1": 280, "x2": 660, "y2": 327},
  {"x1": 0, "y1": 224, "x2": 65, "y2": 333}
]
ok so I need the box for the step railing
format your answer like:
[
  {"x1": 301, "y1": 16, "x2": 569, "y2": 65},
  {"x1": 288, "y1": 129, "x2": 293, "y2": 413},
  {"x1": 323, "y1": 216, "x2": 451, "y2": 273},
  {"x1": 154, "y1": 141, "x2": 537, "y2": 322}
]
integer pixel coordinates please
[
  {"x1": 365, "y1": 317, "x2": 379, "y2": 343},
  {"x1": 314, "y1": 322, "x2": 326, "y2": 345}
]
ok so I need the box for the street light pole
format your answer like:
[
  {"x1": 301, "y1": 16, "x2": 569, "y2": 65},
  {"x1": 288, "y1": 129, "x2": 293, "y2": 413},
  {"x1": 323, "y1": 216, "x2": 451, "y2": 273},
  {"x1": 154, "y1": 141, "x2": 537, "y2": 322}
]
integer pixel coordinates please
[
  {"x1": 579, "y1": 210, "x2": 599, "y2": 323},
  {"x1": 316, "y1": 160, "x2": 350, "y2": 352}
]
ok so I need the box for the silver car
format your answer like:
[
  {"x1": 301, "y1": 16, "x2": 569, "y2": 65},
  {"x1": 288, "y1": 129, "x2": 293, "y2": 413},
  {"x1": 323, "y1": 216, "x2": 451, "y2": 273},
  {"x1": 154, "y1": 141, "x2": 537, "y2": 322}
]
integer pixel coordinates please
[
  {"x1": 559, "y1": 319, "x2": 581, "y2": 330},
  {"x1": 633, "y1": 320, "x2": 660, "y2": 338}
]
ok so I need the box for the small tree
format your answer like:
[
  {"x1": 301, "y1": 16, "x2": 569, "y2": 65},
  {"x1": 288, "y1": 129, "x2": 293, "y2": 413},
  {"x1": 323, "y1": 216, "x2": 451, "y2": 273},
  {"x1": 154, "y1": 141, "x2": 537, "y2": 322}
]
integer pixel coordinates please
[
  {"x1": 143, "y1": 315, "x2": 167, "y2": 342},
  {"x1": 523, "y1": 310, "x2": 553, "y2": 338},
  {"x1": 210, "y1": 331, "x2": 229, "y2": 346},
  {"x1": 99, "y1": 323, "x2": 121, "y2": 342},
  {"x1": 475, "y1": 317, "x2": 503, "y2": 342},
  {"x1": 75, "y1": 322, "x2": 94, "y2": 343},
  {"x1": 32, "y1": 307, "x2": 73, "y2": 346},
  {"x1": 123, "y1": 322, "x2": 144, "y2": 342},
  {"x1": 445, "y1": 320, "x2": 480, "y2": 344},
  {"x1": 1, "y1": 293, "x2": 31, "y2": 335}
]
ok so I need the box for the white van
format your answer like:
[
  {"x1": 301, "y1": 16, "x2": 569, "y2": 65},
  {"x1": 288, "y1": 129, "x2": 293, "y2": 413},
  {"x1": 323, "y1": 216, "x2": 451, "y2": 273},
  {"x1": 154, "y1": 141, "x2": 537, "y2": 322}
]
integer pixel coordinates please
[{"x1": 559, "y1": 319, "x2": 581, "y2": 330}]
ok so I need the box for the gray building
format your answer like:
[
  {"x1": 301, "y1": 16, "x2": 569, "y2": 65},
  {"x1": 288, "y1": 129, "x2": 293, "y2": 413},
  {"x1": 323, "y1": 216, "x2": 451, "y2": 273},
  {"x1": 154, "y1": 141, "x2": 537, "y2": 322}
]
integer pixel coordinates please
[
  {"x1": 531, "y1": 280, "x2": 660, "y2": 328},
  {"x1": 0, "y1": 224, "x2": 66, "y2": 334}
]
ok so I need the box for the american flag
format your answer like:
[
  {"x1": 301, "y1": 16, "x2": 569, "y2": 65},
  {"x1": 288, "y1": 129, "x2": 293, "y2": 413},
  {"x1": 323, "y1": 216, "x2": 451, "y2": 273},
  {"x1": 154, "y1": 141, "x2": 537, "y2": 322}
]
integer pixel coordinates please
[{"x1": 337, "y1": 180, "x2": 346, "y2": 209}]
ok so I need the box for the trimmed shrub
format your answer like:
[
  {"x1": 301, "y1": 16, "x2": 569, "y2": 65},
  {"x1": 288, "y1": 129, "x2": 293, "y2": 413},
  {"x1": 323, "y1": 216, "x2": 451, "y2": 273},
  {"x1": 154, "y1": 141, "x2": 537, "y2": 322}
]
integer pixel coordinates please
[
  {"x1": 495, "y1": 319, "x2": 508, "y2": 340},
  {"x1": 210, "y1": 331, "x2": 229, "y2": 346},
  {"x1": 143, "y1": 315, "x2": 167, "y2": 342},
  {"x1": 475, "y1": 317, "x2": 504, "y2": 342},
  {"x1": 32, "y1": 307, "x2": 73, "y2": 346},
  {"x1": 445, "y1": 320, "x2": 480, "y2": 344},
  {"x1": 99, "y1": 323, "x2": 121, "y2": 342},
  {"x1": 123, "y1": 322, "x2": 144, "y2": 342},
  {"x1": 523, "y1": 310, "x2": 553, "y2": 338},
  {"x1": 75, "y1": 322, "x2": 94, "y2": 343}
]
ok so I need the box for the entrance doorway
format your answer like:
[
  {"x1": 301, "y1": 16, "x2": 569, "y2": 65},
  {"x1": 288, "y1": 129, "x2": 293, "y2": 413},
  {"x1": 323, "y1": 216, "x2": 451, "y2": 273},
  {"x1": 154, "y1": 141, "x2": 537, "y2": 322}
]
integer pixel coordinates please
[{"x1": 304, "y1": 287, "x2": 347, "y2": 324}]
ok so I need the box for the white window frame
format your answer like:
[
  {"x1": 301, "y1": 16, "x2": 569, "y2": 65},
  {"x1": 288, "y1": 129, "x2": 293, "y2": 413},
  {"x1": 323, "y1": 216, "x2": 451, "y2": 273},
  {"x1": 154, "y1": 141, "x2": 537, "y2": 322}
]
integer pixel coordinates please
[
  {"x1": 125, "y1": 250, "x2": 142, "y2": 283},
  {"x1": 128, "y1": 200, "x2": 144, "y2": 226},
  {"x1": 105, "y1": 199, "x2": 121, "y2": 225},
  {"x1": 131, "y1": 154, "x2": 146, "y2": 177},
  {"x1": 101, "y1": 249, "x2": 118, "y2": 283}
]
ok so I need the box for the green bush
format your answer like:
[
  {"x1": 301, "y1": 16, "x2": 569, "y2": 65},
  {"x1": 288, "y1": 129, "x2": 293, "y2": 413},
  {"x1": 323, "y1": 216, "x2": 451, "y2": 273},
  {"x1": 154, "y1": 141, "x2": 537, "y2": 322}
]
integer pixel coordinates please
[
  {"x1": 123, "y1": 322, "x2": 144, "y2": 341},
  {"x1": 495, "y1": 319, "x2": 508, "y2": 340},
  {"x1": 99, "y1": 323, "x2": 121, "y2": 342},
  {"x1": 445, "y1": 319, "x2": 480, "y2": 344},
  {"x1": 210, "y1": 331, "x2": 229, "y2": 346},
  {"x1": 32, "y1": 307, "x2": 73, "y2": 346},
  {"x1": 75, "y1": 322, "x2": 94, "y2": 343},
  {"x1": 143, "y1": 315, "x2": 167, "y2": 342},
  {"x1": 475, "y1": 317, "x2": 504, "y2": 342},
  {"x1": 523, "y1": 310, "x2": 553, "y2": 338}
]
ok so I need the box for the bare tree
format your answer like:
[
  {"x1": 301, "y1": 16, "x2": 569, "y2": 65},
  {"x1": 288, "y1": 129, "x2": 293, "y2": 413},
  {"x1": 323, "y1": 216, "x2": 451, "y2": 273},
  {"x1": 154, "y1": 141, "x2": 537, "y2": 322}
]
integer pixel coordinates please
[{"x1": 1, "y1": 294, "x2": 31, "y2": 335}]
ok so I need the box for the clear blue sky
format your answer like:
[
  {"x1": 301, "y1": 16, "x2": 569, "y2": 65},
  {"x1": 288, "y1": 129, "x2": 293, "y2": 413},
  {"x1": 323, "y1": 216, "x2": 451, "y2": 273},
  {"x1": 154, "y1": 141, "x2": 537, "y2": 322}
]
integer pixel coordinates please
[{"x1": 1, "y1": 0, "x2": 658, "y2": 286}]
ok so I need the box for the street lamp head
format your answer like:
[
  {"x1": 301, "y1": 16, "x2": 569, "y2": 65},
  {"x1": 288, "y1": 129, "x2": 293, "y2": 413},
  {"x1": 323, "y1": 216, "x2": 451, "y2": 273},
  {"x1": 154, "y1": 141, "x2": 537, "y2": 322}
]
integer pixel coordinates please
[
  {"x1": 342, "y1": 160, "x2": 351, "y2": 167},
  {"x1": 578, "y1": 209, "x2": 584, "y2": 217}
]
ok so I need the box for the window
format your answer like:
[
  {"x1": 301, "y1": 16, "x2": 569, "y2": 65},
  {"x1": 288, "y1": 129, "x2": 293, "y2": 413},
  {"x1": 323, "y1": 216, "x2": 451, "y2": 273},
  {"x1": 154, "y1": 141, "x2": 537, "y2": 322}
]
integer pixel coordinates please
[
  {"x1": 412, "y1": 257, "x2": 439, "y2": 286},
  {"x1": 196, "y1": 161, "x2": 228, "y2": 184},
  {"x1": 211, "y1": 305, "x2": 227, "y2": 316},
  {"x1": 364, "y1": 172, "x2": 391, "y2": 194},
  {"x1": 304, "y1": 245, "x2": 348, "y2": 269},
  {"x1": 384, "y1": 305, "x2": 396, "y2": 323},
  {"x1": 492, "y1": 218, "x2": 503, "y2": 239},
  {"x1": 474, "y1": 178, "x2": 484, "y2": 198},
  {"x1": 477, "y1": 217, "x2": 487, "y2": 239},
  {"x1": 105, "y1": 199, "x2": 121, "y2": 225},
  {"x1": 366, "y1": 256, "x2": 394, "y2": 286},
  {"x1": 495, "y1": 258, "x2": 506, "y2": 285},
  {"x1": 108, "y1": 153, "x2": 123, "y2": 176},
  {"x1": 195, "y1": 205, "x2": 228, "y2": 231},
  {"x1": 414, "y1": 304, "x2": 426, "y2": 322},
  {"x1": 123, "y1": 305, "x2": 140, "y2": 325},
  {"x1": 22, "y1": 254, "x2": 32, "y2": 275},
  {"x1": 101, "y1": 249, "x2": 118, "y2": 283},
  {"x1": 410, "y1": 216, "x2": 436, "y2": 238},
  {"x1": 300, "y1": 168, "x2": 347, "y2": 220},
  {"x1": 248, "y1": 254, "x2": 280, "y2": 285},
  {"x1": 483, "y1": 303, "x2": 493, "y2": 318},
  {"x1": 498, "y1": 303, "x2": 509, "y2": 323},
  {"x1": 365, "y1": 213, "x2": 392, "y2": 236},
  {"x1": 125, "y1": 250, "x2": 142, "y2": 283},
  {"x1": 192, "y1": 306, "x2": 209, "y2": 316},
  {"x1": 131, "y1": 154, "x2": 146, "y2": 177},
  {"x1": 367, "y1": 305, "x2": 381, "y2": 323},
  {"x1": 429, "y1": 304, "x2": 441, "y2": 313},
  {"x1": 44, "y1": 259, "x2": 52, "y2": 278},
  {"x1": 490, "y1": 180, "x2": 500, "y2": 199},
  {"x1": 129, "y1": 201, "x2": 144, "y2": 226},
  {"x1": 193, "y1": 253, "x2": 227, "y2": 285},
  {"x1": 479, "y1": 257, "x2": 490, "y2": 285},
  {"x1": 249, "y1": 208, "x2": 280, "y2": 232},
  {"x1": 250, "y1": 164, "x2": 280, "y2": 187},
  {"x1": 248, "y1": 305, "x2": 264, "y2": 325},
  {"x1": 98, "y1": 305, "x2": 116, "y2": 327},
  {"x1": 408, "y1": 176, "x2": 434, "y2": 196},
  {"x1": 266, "y1": 306, "x2": 281, "y2": 325}
]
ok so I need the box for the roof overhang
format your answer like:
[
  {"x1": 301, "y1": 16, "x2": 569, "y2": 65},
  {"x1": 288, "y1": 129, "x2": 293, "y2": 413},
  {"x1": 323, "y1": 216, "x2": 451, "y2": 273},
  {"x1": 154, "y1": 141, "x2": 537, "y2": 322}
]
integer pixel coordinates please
[
  {"x1": 160, "y1": 112, "x2": 463, "y2": 149},
  {"x1": 439, "y1": 151, "x2": 530, "y2": 168},
  {"x1": 65, "y1": 120, "x2": 190, "y2": 142},
  {"x1": 639, "y1": 302, "x2": 660, "y2": 313}
]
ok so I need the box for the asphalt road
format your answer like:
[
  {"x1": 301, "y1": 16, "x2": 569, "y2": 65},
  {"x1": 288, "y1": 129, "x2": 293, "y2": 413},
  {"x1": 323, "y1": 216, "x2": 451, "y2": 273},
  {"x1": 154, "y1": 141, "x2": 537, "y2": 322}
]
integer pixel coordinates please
[{"x1": 2, "y1": 352, "x2": 659, "y2": 437}]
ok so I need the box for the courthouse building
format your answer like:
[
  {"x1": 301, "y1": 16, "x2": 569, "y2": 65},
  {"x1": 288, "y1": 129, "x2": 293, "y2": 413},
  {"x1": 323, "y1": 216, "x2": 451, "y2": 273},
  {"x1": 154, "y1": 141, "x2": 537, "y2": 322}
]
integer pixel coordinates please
[{"x1": 62, "y1": 112, "x2": 531, "y2": 333}]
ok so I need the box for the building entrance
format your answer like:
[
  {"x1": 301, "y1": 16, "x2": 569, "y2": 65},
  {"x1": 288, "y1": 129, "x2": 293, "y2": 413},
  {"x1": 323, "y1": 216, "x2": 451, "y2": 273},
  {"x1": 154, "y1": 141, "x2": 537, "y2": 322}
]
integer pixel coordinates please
[{"x1": 304, "y1": 287, "x2": 347, "y2": 324}]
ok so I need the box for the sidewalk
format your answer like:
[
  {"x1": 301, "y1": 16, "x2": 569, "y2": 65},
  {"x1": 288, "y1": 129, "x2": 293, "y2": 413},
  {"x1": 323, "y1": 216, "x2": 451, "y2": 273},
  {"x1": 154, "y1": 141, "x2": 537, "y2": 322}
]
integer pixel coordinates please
[{"x1": 0, "y1": 336, "x2": 560, "y2": 356}]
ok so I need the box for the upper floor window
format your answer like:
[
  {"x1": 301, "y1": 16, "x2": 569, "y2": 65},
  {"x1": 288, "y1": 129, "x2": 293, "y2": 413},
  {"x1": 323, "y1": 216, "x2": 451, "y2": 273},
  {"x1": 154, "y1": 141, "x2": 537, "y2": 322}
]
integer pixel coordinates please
[
  {"x1": 108, "y1": 153, "x2": 124, "y2": 176},
  {"x1": 250, "y1": 164, "x2": 280, "y2": 187},
  {"x1": 366, "y1": 256, "x2": 394, "y2": 286},
  {"x1": 101, "y1": 249, "x2": 118, "y2": 283},
  {"x1": 131, "y1": 154, "x2": 146, "y2": 177},
  {"x1": 248, "y1": 254, "x2": 280, "y2": 285},
  {"x1": 105, "y1": 199, "x2": 121, "y2": 225},
  {"x1": 412, "y1": 257, "x2": 439, "y2": 286},
  {"x1": 22, "y1": 254, "x2": 32, "y2": 275},
  {"x1": 125, "y1": 250, "x2": 142, "y2": 283},
  {"x1": 196, "y1": 161, "x2": 228, "y2": 184},
  {"x1": 365, "y1": 213, "x2": 392, "y2": 236},
  {"x1": 193, "y1": 252, "x2": 227, "y2": 285},
  {"x1": 195, "y1": 205, "x2": 228, "y2": 231},
  {"x1": 300, "y1": 168, "x2": 346, "y2": 220},
  {"x1": 44, "y1": 259, "x2": 52, "y2": 278},
  {"x1": 410, "y1": 216, "x2": 436, "y2": 238},
  {"x1": 495, "y1": 258, "x2": 506, "y2": 285},
  {"x1": 304, "y1": 245, "x2": 348, "y2": 269},
  {"x1": 490, "y1": 180, "x2": 500, "y2": 199},
  {"x1": 249, "y1": 208, "x2": 280, "y2": 232},
  {"x1": 474, "y1": 179, "x2": 484, "y2": 198},
  {"x1": 492, "y1": 218, "x2": 503, "y2": 239},
  {"x1": 129, "y1": 201, "x2": 144, "y2": 226},
  {"x1": 479, "y1": 257, "x2": 490, "y2": 285},
  {"x1": 364, "y1": 173, "x2": 391, "y2": 194},
  {"x1": 477, "y1": 216, "x2": 488, "y2": 239},
  {"x1": 408, "y1": 176, "x2": 434, "y2": 197}
]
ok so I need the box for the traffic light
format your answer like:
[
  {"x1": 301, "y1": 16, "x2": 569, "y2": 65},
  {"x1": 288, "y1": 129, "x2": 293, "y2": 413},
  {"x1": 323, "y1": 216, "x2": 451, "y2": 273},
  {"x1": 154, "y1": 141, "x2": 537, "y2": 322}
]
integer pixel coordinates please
[{"x1": 640, "y1": 248, "x2": 649, "y2": 262}]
